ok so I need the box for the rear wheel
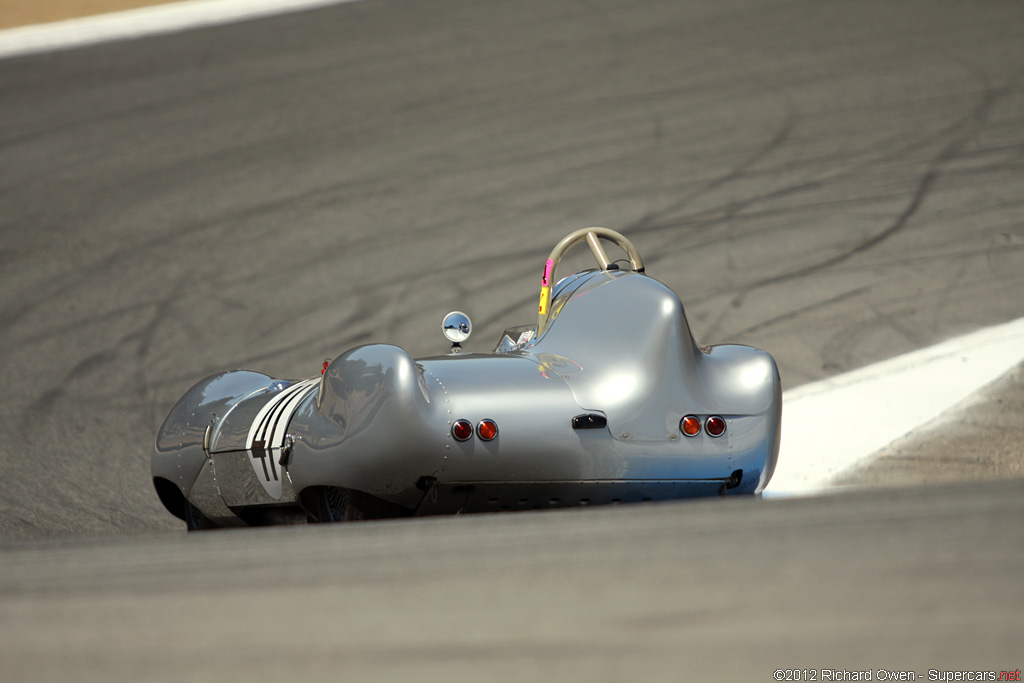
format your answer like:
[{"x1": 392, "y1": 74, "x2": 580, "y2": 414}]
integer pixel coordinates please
[
  {"x1": 305, "y1": 486, "x2": 409, "y2": 523},
  {"x1": 310, "y1": 486, "x2": 363, "y2": 522}
]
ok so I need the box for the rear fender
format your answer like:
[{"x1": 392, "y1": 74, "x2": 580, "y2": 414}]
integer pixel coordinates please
[
  {"x1": 696, "y1": 344, "x2": 782, "y2": 490},
  {"x1": 695, "y1": 344, "x2": 781, "y2": 416},
  {"x1": 287, "y1": 344, "x2": 441, "y2": 507}
]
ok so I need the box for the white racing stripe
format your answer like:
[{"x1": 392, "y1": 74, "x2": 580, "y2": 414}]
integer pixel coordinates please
[
  {"x1": 766, "y1": 315, "x2": 1024, "y2": 496},
  {"x1": 0, "y1": 0, "x2": 364, "y2": 60},
  {"x1": 269, "y1": 379, "x2": 318, "y2": 449},
  {"x1": 245, "y1": 377, "x2": 319, "y2": 450}
]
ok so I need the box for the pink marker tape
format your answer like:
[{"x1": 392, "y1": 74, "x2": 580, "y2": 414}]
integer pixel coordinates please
[{"x1": 541, "y1": 258, "x2": 554, "y2": 287}]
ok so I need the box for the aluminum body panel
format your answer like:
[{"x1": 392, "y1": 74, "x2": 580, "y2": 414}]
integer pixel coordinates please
[
  {"x1": 186, "y1": 458, "x2": 247, "y2": 527},
  {"x1": 198, "y1": 377, "x2": 317, "y2": 506},
  {"x1": 285, "y1": 344, "x2": 442, "y2": 510},
  {"x1": 210, "y1": 449, "x2": 298, "y2": 507},
  {"x1": 207, "y1": 377, "x2": 318, "y2": 454},
  {"x1": 152, "y1": 370, "x2": 280, "y2": 512},
  {"x1": 414, "y1": 354, "x2": 603, "y2": 483},
  {"x1": 525, "y1": 271, "x2": 774, "y2": 434}
]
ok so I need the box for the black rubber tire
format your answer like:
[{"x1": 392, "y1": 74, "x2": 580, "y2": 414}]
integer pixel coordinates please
[
  {"x1": 314, "y1": 486, "x2": 362, "y2": 523},
  {"x1": 184, "y1": 500, "x2": 216, "y2": 531}
]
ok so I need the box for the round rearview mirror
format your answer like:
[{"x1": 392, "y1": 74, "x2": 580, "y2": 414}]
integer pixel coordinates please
[{"x1": 442, "y1": 311, "x2": 472, "y2": 343}]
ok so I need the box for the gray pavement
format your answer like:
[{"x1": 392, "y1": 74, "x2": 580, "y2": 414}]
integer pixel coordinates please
[
  {"x1": 2, "y1": 480, "x2": 1022, "y2": 681},
  {"x1": 1, "y1": 0, "x2": 1023, "y2": 679}
]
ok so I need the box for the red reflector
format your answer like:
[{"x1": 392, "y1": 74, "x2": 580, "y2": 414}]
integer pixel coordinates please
[
  {"x1": 452, "y1": 419, "x2": 473, "y2": 441},
  {"x1": 477, "y1": 419, "x2": 498, "y2": 441},
  {"x1": 705, "y1": 416, "x2": 726, "y2": 437},
  {"x1": 680, "y1": 415, "x2": 701, "y2": 437}
]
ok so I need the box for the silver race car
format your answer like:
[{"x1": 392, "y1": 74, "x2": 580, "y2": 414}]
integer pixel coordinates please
[{"x1": 152, "y1": 228, "x2": 781, "y2": 529}]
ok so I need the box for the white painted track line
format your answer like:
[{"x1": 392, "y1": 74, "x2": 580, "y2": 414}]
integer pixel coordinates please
[
  {"x1": 0, "y1": 0, "x2": 363, "y2": 59},
  {"x1": 767, "y1": 315, "x2": 1024, "y2": 496}
]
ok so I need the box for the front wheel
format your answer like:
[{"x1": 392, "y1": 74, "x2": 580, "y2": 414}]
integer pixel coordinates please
[{"x1": 184, "y1": 500, "x2": 216, "y2": 531}]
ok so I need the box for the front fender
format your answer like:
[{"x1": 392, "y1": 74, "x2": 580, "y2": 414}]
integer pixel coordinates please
[{"x1": 151, "y1": 370, "x2": 278, "y2": 500}]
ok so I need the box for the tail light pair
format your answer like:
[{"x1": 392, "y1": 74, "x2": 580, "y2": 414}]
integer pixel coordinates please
[
  {"x1": 680, "y1": 415, "x2": 726, "y2": 438},
  {"x1": 452, "y1": 419, "x2": 498, "y2": 442}
]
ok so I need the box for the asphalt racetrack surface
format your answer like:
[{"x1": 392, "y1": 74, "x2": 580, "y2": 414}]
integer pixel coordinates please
[{"x1": 1, "y1": 0, "x2": 1023, "y2": 679}]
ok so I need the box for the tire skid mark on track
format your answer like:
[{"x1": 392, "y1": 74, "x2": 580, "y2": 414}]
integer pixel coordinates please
[
  {"x1": 715, "y1": 87, "x2": 1002, "y2": 304},
  {"x1": 618, "y1": 78, "x2": 1013, "y2": 310}
]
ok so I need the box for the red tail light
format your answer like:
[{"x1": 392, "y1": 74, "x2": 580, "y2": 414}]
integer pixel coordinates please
[
  {"x1": 705, "y1": 416, "x2": 726, "y2": 437},
  {"x1": 452, "y1": 419, "x2": 473, "y2": 441},
  {"x1": 680, "y1": 415, "x2": 701, "y2": 437},
  {"x1": 477, "y1": 419, "x2": 498, "y2": 441}
]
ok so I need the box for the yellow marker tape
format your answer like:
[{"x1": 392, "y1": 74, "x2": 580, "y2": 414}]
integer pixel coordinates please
[{"x1": 538, "y1": 286, "x2": 551, "y2": 315}]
